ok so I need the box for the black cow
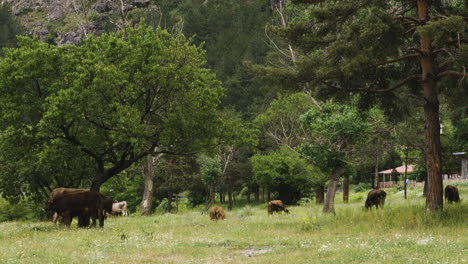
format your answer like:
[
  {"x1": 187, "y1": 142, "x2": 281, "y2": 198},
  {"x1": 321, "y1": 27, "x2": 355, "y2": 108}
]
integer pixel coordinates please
[
  {"x1": 445, "y1": 185, "x2": 461, "y2": 203},
  {"x1": 44, "y1": 188, "x2": 106, "y2": 228},
  {"x1": 365, "y1": 189, "x2": 386, "y2": 209},
  {"x1": 268, "y1": 200, "x2": 289, "y2": 215}
]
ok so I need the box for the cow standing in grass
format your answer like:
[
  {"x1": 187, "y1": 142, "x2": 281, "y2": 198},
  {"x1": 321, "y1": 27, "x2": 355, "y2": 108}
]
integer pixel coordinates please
[
  {"x1": 445, "y1": 185, "x2": 461, "y2": 203},
  {"x1": 365, "y1": 189, "x2": 386, "y2": 209},
  {"x1": 209, "y1": 206, "x2": 226, "y2": 221},
  {"x1": 268, "y1": 200, "x2": 289, "y2": 215},
  {"x1": 111, "y1": 201, "x2": 129, "y2": 216},
  {"x1": 44, "y1": 188, "x2": 109, "y2": 228}
]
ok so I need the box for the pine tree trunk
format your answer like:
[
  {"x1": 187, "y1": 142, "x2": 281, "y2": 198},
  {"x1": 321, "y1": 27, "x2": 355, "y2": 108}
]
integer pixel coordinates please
[
  {"x1": 417, "y1": 0, "x2": 443, "y2": 211},
  {"x1": 140, "y1": 154, "x2": 155, "y2": 215},
  {"x1": 343, "y1": 175, "x2": 349, "y2": 203},
  {"x1": 247, "y1": 188, "x2": 251, "y2": 204},
  {"x1": 323, "y1": 166, "x2": 345, "y2": 213}
]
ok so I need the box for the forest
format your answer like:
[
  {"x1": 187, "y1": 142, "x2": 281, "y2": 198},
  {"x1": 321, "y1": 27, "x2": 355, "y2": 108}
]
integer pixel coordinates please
[{"x1": 0, "y1": 0, "x2": 467, "y2": 219}]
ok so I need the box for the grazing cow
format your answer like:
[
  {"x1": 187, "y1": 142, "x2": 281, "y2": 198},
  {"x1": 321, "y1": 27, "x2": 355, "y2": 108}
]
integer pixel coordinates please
[
  {"x1": 209, "y1": 206, "x2": 226, "y2": 221},
  {"x1": 46, "y1": 188, "x2": 90, "y2": 226},
  {"x1": 365, "y1": 189, "x2": 387, "y2": 209},
  {"x1": 268, "y1": 200, "x2": 289, "y2": 215},
  {"x1": 445, "y1": 185, "x2": 461, "y2": 203},
  {"x1": 111, "y1": 201, "x2": 129, "y2": 216},
  {"x1": 44, "y1": 188, "x2": 106, "y2": 228}
]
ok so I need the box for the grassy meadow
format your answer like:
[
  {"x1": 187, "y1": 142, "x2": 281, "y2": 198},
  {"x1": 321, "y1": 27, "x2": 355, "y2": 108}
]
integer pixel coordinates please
[{"x1": 1, "y1": 184, "x2": 467, "y2": 264}]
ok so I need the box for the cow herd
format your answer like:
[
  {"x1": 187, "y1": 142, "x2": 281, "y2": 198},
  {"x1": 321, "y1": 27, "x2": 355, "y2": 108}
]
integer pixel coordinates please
[
  {"x1": 44, "y1": 188, "x2": 128, "y2": 228},
  {"x1": 46, "y1": 185, "x2": 462, "y2": 227}
]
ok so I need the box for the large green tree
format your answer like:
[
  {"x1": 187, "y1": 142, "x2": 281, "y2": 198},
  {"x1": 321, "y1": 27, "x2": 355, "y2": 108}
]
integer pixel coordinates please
[
  {"x1": 285, "y1": 0, "x2": 467, "y2": 211},
  {"x1": 0, "y1": 23, "x2": 224, "y2": 199},
  {"x1": 251, "y1": 147, "x2": 319, "y2": 204},
  {"x1": 298, "y1": 101, "x2": 372, "y2": 213}
]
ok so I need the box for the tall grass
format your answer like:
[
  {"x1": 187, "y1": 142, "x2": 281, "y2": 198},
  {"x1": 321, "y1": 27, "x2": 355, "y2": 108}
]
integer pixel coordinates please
[{"x1": 0, "y1": 185, "x2": 467, "y2": 263}]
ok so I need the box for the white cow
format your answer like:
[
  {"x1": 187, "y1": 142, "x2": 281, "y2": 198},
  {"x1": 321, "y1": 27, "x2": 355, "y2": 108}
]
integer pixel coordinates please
[{"x1": 112, "y1": 201, "x2": 128, "y2": 216}]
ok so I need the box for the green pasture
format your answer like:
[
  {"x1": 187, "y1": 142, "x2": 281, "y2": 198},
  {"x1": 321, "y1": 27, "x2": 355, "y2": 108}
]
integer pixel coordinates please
[{"x1": 1, "y1": 185, "x2": 467, "y2": 264}]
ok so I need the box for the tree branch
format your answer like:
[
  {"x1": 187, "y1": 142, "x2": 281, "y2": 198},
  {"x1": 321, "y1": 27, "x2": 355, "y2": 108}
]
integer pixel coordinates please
[
  {"x1": 437, "y1": 70, "x2": 468, "y2": 80},
  {"x1": 374, "y1": 53, "x2": 419, "y2": 67},
  {"x1": 395, "y1": 16, "x2": 420, "y2": 24},
  {"x1": 356, "y1": 74, "x2": 421, "y2": 93}
]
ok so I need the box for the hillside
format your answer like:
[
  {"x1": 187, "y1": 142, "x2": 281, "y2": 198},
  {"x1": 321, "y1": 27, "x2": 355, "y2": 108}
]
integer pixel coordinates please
[{"x1": 3, "y1": 0, "x2": 152, "y2": 45}]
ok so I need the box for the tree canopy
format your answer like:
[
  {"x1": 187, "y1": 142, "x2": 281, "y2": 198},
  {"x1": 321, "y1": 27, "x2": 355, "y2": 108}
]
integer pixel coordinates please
[{"x1": 0, "y1": 23, "x2": 225, "y2": 200}]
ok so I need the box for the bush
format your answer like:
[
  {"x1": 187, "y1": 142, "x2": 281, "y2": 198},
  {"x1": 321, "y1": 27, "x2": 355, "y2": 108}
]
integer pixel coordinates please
[
  {"x1": 237, "y1": 205, "x2": 255, "y2": 217},
  {"x1": 353, "y1": 183, "x2": 372, "y2": 192},
  {"x1": 0, "y1": 197, "x2": 40, "y2": 221}
]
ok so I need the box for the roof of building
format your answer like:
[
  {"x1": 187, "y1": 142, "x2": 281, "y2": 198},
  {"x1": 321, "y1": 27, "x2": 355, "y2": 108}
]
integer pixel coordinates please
[{"x1": 379, "y1": 165, "x2": 415, "y2": 174}]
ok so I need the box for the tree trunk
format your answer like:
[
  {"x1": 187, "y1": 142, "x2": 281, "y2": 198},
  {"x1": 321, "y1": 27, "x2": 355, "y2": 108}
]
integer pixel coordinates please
[
  {"x1": 323, "y1": 166, "x2": 346, "y2": 214},
  {"x1": 228, "y1": 188, "x2": 233, "y2": 211},
  {"x1": 204, "y1": 185, "x2": 215, "y2": 212},
  {"x1": 417, "y1": 0, "x2": 443, "y2": 211},
  {"x1": 247, "y1": 188, "x2": 251, "y2": 204},
  {"x1": 315, "y1": 184, "x2": 324, "y2": 205},
  {"x1": 404, "y1": 151, "x2": 409, "y2": 200},
  {"x1": 374, "y1": 158, "x2": 379, "y2": 189},
  {"x1": 90, "y1": 171, "x2": 105, "y2": 191},
  {"x1": 140, "y1": 154, "x2": 155, "y2": 215},
  {"x1": 343, "y1": 175, "x2": 349, "y2": 203},
  {"x1": 166, "y1": 192, "x2": 173, "y2": 213},
  {"x1": 255, "y1": 186, "x2": 259, "y2": 202}
]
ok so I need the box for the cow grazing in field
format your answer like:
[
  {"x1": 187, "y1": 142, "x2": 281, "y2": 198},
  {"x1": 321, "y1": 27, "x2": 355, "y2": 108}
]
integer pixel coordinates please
[
  {"x1": 445, "y1": 185, "x2": 461, "y2": 203},
  {"x1": 209, "y1": 206, "x2": 226, "y2": 221},
  {"x1": 44, "y1": 188, "x2": 106, "y2": 228},
  {"x1": 365, "y1": 189, "x2": 387, "y2": 209},
  {"x1": 47, "y1": 188, "x2": 90, "y2": 226},
  {"x1": 111, "y1": 201, "x2": 128, "y2": 216},
  {"x1": 268, "y1": 200, "x2": 289, "y2": 215}
]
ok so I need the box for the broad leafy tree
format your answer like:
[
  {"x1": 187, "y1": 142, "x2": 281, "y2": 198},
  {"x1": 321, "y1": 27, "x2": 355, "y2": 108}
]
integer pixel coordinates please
[
  {"x1": 298, "y1": 101, "x2": 371, "y2": 213},
  {"x1": 0, "y1": 23, "x2": 224, "y2": 200},
  {"x1": 286, "y1": 0, "x2": 467, "y2": 211},
  {"x1": 251, "y1": 147, "x2": 319, "y2": 204},
  {"x1": 255, "y1": 92, "x2": 328, "y2": 202}
]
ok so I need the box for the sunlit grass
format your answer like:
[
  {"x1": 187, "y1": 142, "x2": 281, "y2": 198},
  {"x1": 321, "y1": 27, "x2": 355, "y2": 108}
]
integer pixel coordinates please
[{"x1": 1, "y1": 185, "x2": 467, "y2": 263}]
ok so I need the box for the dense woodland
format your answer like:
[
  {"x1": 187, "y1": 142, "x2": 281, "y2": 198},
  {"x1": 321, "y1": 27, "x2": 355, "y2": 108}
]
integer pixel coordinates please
[{"x1": 0, "y1": 0, "x2": 467, "y2": 219}]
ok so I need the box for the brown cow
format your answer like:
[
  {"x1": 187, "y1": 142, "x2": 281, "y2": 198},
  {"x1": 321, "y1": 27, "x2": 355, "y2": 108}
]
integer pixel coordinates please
[
  {"x1": 46, "y1": 188, "x2": 90, "y2": 226},
  {"x1": 44, "y1": 189, "x2": 106, "y2": 228},
  {"x1": 268, "y1": 200, "x2": 289, "y2": 215},
  {"x1": 209, "y1": 206, "x2": 226, "y2": 221},
  {"x1": 365, "y1": 189, "x2": 387, "y2": 209},
  {"x1": 445, "y1": 185, "x2": 461, "y2": 203}
]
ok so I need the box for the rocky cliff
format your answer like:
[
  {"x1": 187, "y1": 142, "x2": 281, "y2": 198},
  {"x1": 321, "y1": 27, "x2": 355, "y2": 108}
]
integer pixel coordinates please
[{"x1": 3, "y1": 0, "x2": 152, "y2": 45}]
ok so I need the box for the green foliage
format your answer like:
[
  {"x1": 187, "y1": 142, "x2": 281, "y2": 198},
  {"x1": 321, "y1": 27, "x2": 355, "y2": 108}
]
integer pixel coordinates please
[
  {"x1": 197, "y1": 154, "x2": 222, "y2": 186},
  {"x1": 0, "y1": 22, "x2": 225, "y2": 198},
  {"x1": 0, "y1": 197, "x2": 40, "y2": 221},
  {"x1": 0, "y1": 3, "x2": 23, "y2": 54},
  {"x1": 298, "y1": 101, "x2": 370, "y2": 172},
  {"x1": 416, "y1": 16, "x2": 465, "y2": 48},
  {"x1": 251, "y1": 147, "x2": 320, "y2": 203}
]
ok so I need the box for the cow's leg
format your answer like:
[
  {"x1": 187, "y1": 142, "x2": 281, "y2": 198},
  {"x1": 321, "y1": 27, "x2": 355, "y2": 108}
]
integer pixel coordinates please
[
  {"x1": 98, "y1": 208, "x2": 104, "y2": 228},
  {"x1": 62, "y1": 212, "x2": 72, "y2": 227},
  {"x1": 53, "y1": 212, "x2": 59, "y2": 224}
]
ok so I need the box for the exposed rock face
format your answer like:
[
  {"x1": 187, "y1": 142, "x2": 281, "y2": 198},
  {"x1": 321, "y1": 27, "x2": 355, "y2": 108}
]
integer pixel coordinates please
[{"x1": 4, "y1": 0, "x2": 154, "y2": 46}]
